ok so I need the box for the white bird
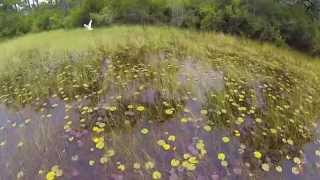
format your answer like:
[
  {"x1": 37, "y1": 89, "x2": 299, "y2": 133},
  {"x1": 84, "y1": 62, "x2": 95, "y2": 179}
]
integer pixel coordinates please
[{"x1": 84, "y1": 19, "x2": 93, "y2": 31}]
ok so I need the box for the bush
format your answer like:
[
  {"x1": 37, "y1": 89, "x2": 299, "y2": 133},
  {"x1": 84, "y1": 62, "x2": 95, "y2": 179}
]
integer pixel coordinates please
[
  {"x1": 64, "y1": 0, "x2": 108, "y2": 27},
  {"x1": 0, "y1": 12, "x2": 31, "y2": 37},
  {"x1": 31, "y1": 9, "x2": 64, "y2": 31},
  {"x1": 1, "y1": 0, "x2": 320, "y2": 56},
  {"x1": 90, "y1": 6, "x2": 114, "y2": 26}
]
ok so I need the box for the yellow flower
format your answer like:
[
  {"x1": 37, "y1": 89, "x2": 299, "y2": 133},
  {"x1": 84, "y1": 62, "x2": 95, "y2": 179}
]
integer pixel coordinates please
[
  {"x1": 109, "y1": 106, "x2": 117, "y2": 112},
  {"x1": 261, "y1": 163, "x2": 270, "y2": 172},
  {"x1": 128, "y1": 104, "x2": 134, "y2": 109},
  {"x1": 96, "y1": 122, "x2": 106, "y2": 128},
  {"x1": 83, "y1": 83, "x2": 89, "y2": 88},
  {"x1": 222, "y1": 136, "x2": 230, "y2": 143},
  {"x1": 180, "y1": 117, "x2": 188, "y2": 123},
  {"x1": 165, "y1": 108, "x2": 174, "y2": 115},
  {"x1": 188, "y1": 157, "x2": 198, "y2": 164},
  {"x1": 203, "y1": 125, "x2": 212, "y2": 132},
  {"x1": 233, "y1": 130, "x2": 240, "y2": 137},
  {"x1": 163, "y1": 101, "x2": 170, "y2": 106},
  {"x1": 200, "y1": 109, "x2": 208, "y2": 115},
  {"x1": 162, "y1": 144, "x2": 171, "y2": 151},
  {"x1": 136, "y1": 106, "x2": 145, "y2": 112},
  {"x1": 117, "y1": 164, "x2": 126, "y2": 171},
  {"x1": 221, "y1": 160, "x2": 228, "y2": 167},
  {"x1": 145, "y1": 161, "x2": 155, "y2": 169},
  {"x1": 199, "y1": 149, "x2": 207, "y2": 157},
  {"x1": 106, "y1": 149, "x2": 115, "y2": 157},
  {"x1": 92, "y1": 126, "x2": 104, "y2": 133},
  {"x1": 133, "y1": 163, "x2": 141, "y2": 170},
  {"x1": 255, "y1": 118, "x2": 262, "y2": 123},
  {"x1": 254, "y1": 151, "x2": 262, "y2": 159},
  {"x1": 183, "y1": 108, "x2": 190, "y2": 113},
  {"x1": 152, "y1": 171, "x2": 162, "y2": 179},
  {"x1": 51, "y1": 165, "x2": 63, "y2": 177},
  {"x1": 157, "y1": 139, "x2": 166, "y2": 146},
  {"x1": 100, "y1": 156, "x2": 108, "y2": 164},
  {"x1": 140, "y1": 128, "x2": 149, "y2": 135},
  {"x1": 92, "y1": 136, "x2": 104, "y2": 149},
  {"x1": 170, "y1": 159, "x2": 180, "y2": 167},
  {"x1": 46, "y1": 171, "x2": 56, "y2": 180},
  {"x1": 168, "y1": 135, "x2": 176, "y2": 142},
  {"x1": 238, "y1": 107, "x2": 247, "y2": 111},
  {"x1": 92, "y1": 137, "x2": 99, "y2": 143},
  {"x1": 89, "y1": 160, "x2": 95, "y2": 166},
  {"x1": 291, "y1": 166, "x2": 300, "y2": 175},
  {"x1": 293, "y1": 157, "x2": 301, "y2": 164},
  {"x1": 287, "y1": 139, "x2": 294, "y2": 145},
  {"x1": 183, "y1": 153, "x2": 191, "y2": 159},
  {"x1": 68, "y1": 136, "x2": 74, "y2": 142},
  {"x1": 196, "y1": 140, "x2": 205, "y2": 150},
  {"x1": 217, "y1": 152, "x2": 226, "y2": 161},
  {"x1": 95, "y1": 141, "x2": 105, "y2": 150},
  {"x1": 275, "y1": 166, "x2": 283, "y2": 173},
  {"x1": 236, "y1": 117, "x2": 244, "y2": 124},
  {"x1": 182, "y1": 161, "x2": 196, "y2": 171},
  {"x1": 270, "y1": 128, "x2": 277, "y2": 134}
]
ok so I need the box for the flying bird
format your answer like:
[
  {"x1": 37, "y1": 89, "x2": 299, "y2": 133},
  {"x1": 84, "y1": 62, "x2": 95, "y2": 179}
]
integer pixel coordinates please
[{"x1": 84, "y1": 19, "x2": 93, "y2": 31}]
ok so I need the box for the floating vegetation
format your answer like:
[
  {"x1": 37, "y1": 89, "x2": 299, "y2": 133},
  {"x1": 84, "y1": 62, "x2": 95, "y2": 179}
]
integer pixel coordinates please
[{"x1": 0, "y1": 26, "x2": 320, "y2": 179}]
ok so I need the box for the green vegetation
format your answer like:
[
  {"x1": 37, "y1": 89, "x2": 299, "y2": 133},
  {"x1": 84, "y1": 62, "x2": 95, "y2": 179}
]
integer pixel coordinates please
[
  {"x1": 1, "y1": 26, "x2": 320, "y2": 179},
  {"x1": 1, "y1": 0, "x2": 320, "y2": 55}
]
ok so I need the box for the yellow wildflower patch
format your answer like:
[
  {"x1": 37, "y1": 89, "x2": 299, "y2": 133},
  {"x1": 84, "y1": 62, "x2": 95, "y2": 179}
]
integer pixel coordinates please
[
  {"x1": 165, "y1": 108, "x2": 174, "y2": 115},
  {"x1": 217, "y1": 152, "x2": 226, "y2": 161},
  {"x1": 117, "y1": 164, "x2": 126, "y2": 171},
  {"x1": 136, "y1": 105, "x2": 145, "y2": 112},
  {"x1": 222, "y1": 136, "x2": 230, "y2": 143},
  {"x1": 254, "y1": 151, "x2": 262, "y2": 159},
  {"x1": 152, "y1": 171, "x2": 162, "y2": 179},
  {"x1": 168, "y1": 135, "x2": 176, "y2": 142},
  {"x1": 140, "y1": 128, "x2": 149, "y2": 135},
  {"x1": 170, "y1": 159, "x2": 180, "y2": 167},
  {"x1": 203, "y1": 125, "x2": 212, "y2": 132}
]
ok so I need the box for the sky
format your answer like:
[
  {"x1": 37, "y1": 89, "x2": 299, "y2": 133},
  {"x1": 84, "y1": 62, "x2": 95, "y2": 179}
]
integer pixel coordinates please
[{"x1": 29, "y1": 0, "x2": 48, "y2": 5}]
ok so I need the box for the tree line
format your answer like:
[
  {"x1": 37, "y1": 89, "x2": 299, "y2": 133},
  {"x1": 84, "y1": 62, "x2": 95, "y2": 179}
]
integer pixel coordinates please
[{"x1": 1, "y1": 0, "x2": 320, "y2": 55}]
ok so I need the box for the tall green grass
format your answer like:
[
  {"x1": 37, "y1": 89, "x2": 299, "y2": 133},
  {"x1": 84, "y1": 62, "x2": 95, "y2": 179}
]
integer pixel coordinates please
[{"x1": 1, "y1": 25, "x2": 319, "y2": 73}]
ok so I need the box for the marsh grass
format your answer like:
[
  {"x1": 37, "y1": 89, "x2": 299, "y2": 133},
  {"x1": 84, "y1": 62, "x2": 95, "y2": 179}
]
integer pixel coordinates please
[{"x1": 1, "y1": 26, "x2": 320, "y2": 179}]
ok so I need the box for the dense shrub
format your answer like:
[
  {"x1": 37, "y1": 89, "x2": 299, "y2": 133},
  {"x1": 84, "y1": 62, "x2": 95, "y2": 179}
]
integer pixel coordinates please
[
  {"x1": 1, "y1": 0, "x2": 320, "y2": 56},
  {"x1": 0, "y1": 12, "x2": 31, "y2": 37},
  {"x1": 30, "y1": 9, "x2": 64, "y2": 31}
]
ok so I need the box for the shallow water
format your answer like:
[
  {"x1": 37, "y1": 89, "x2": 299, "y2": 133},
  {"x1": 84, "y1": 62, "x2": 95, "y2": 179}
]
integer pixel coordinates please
[
  {"x1": 1, "y1": 98, "x2": 320, "y2": 180},
  {"x1": 0, "y1": 55, "x2": 320, "y2": 180}
]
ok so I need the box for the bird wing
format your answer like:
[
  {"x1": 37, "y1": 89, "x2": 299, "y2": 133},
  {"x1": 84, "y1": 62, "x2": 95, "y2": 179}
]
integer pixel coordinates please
[{"x1": 88, "y1": 20, "x2": 92, "y2": 27}]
